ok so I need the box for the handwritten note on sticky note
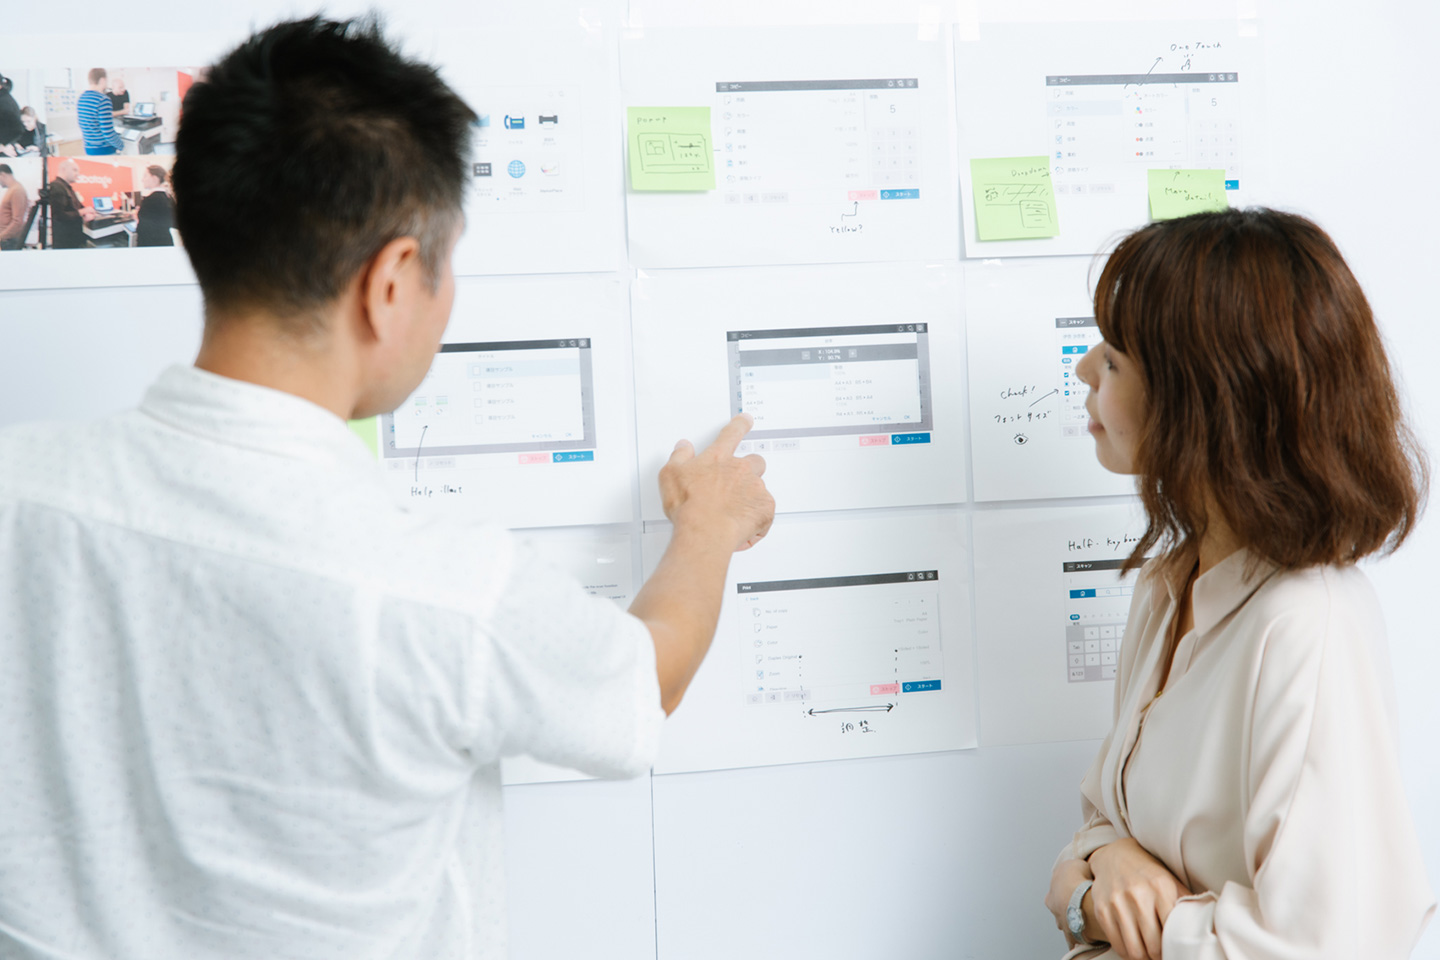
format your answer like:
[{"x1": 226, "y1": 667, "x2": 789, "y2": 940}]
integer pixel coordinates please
[
  {"x1": 627, "y1": 107, "x2": 715, "y2": 191},
  {"x1": 1148, "y1": 169, "x2": 1228, "y2": 220},
  {"x1": 348, "y1": 417, "x2": 379, "y2": 459},
  {"x1": 970, "y1": 157, "x2": 1059, "y2": 241}
]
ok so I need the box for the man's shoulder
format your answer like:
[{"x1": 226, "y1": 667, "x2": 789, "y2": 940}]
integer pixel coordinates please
[{"x1": 0, "y1": 412, "x2": 518, "y2": 619}]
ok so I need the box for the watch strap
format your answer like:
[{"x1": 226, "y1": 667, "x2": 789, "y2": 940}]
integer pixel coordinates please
[{"x1": 1067, "y1": 878, "x2": 1097, "y2": 946}]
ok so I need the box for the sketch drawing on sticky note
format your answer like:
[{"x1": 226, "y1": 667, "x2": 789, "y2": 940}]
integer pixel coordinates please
[
  {"x1": 639, "y1": 131, "x2": 711, "y2": 174},
  {"x1": 970, "y1": 156, "x2": 1060, "y2": 240},
  {"x1": 627, "y1": 106, "x2": 716, "y2": 190}
]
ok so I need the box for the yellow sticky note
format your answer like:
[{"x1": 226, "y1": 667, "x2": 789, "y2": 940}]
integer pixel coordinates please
[
  {"x1": 627, "y1": 107, "x2": 715, "y2": 191},
  {"x1": 1147, "y1": 169, "x2": 1228, "y2": 220},
  {"x1": 348, "y1": 417, "x2": 379, "y2": 459},
  {"x1": 970, "y1": 156, "x2": 1059, "y2": 240}
]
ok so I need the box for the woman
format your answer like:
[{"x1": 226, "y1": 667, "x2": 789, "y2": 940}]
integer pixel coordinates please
[
  {"x1": 135, "y1": 164, "x2": 175, "y2": 247},
  {"x1": 7, "y1": 107, "x2": 44, "y2": 155},
  {"x1": 1043, "y1": 208, "x2": 1435, "y2": 960}
]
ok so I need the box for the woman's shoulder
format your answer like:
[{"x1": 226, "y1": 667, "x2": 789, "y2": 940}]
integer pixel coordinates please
[
  {"x1": 1240, "y1": 562, "x2": 1386, "y2": 674},
  {"x1": 1248, "y1": 562, "x2": 1381, "y2": 626}
]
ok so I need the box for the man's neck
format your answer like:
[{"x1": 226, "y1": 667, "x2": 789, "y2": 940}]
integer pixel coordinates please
[{"x1": 195, "y1": 314, "x2": 361, "y2": 421}]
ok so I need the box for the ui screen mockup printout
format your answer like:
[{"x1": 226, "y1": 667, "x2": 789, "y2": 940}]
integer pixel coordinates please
[
  {"x1": 965, "y1": 258, "x2": 1136, "y2": 502},
  {"x1": 375, "y1": 274, "x2": 635, "y2": 529},
  {"x1": 633, "y1": 262, "x2": 965, "y2": 519},
  {"x1": 644, "y1": 510, "x2": 975, "y2": 774},
  {"x1": 727, "y1": 322, "x2": 933, "y2": 447},
  {"x1": 383, "y1": 338, "x2": 597, "y2": 460},
  {"x1": 623, "y1": 25, "x2": 959, "y2": 268},
  {"x1": 972, "y1": 503, "x2": 1147, "y2": 748},
  {"x1": 958, "y1": 19, "x2": 1259, "y2": 258}
]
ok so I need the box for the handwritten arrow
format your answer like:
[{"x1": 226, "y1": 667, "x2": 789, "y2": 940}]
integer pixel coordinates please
[
  {"x1": 806, "y1": 703, "x2": 895, "y2": 716},
  {"x1": 414, "y1": 424, "x2": 428, "y2": 482},
  {"x1": 841, "y1": 202, "x2": 858, "y2": 219},
  {"x1": 1125, "y1": 57, "x2": 1164, "y2": 90},
  {"x1": 1029, "y1": 387, "x2": 1059, "y2": 407}
]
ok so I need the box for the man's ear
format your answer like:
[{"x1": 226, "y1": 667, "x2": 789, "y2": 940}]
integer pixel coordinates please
[{"x1": 360, "y1": 236, "x2": 424, "y2": 346}]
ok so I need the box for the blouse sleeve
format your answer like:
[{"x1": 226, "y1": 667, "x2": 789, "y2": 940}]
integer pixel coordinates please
[
  {"x1": 1055, "y1": 800, "x2": 1120, "y2": 866},
  {"x1": 1162, "y1": 569, "x2": 1436, "y2": 959}
]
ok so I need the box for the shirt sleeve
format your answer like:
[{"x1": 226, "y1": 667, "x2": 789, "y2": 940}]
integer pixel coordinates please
[
  {"x1": 469, "y1": 542, "x2": 665, "y2": 779},
  {"x1": 1162, "y1": 571, "x2": 1436, "y2": 959}
]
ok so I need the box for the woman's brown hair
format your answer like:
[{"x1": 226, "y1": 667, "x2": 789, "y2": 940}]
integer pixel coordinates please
[{"x1": 1094, "y1": 208, "x2": 1427, "y2": 576}]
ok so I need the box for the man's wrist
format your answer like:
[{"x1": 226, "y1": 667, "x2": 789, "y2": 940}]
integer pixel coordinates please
[{"x1": 668, "y1": 508, "x2": 740, "y2": 554}]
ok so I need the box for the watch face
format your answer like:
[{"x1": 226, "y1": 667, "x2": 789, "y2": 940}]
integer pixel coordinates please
[{"x1": 1067, "y1": 905, "x2": 1085, "y2": 936}]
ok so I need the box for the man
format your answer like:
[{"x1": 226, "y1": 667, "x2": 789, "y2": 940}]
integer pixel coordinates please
[
  {"x1": 107, "y1": 73, "x2": 131, "y2": 115},
  {"x1": 76, "y1": 67, "x2": 123, "y2": 155},
  {"x1": 0, "y1": 162, "x2": 28, "y2": 249},
  {"x1": 0, "y1": 74, "x2": 23, "y2": 145},
  {"x1": 0, "y1": 16, "x2": 773, "y2": 959},
  {"x1": 47, "y1": 157, "x2": 91, "y2": 248}
]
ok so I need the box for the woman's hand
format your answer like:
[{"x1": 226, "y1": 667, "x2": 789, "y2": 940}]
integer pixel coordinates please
[
  {"x1": 1045, "y1": 857, "x2": 1093, "y2": 946},
  {"x1": 1088, "y1": 838, "x2": 1192, "y2": 960}
]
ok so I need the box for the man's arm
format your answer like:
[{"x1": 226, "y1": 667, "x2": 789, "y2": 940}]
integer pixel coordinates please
[
  {"x1": 0, "y1": 190, "x2": 17, "y2": 240},
  {"x1": 96, "y1": 97, "x2": 123, "y2": 151},
  {"x1": 628, "y1": 414, "x2": 774, "y2": 715}
]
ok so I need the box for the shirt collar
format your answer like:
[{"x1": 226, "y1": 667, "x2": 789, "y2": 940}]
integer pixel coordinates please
[
  {"x1": 139, "y1": 365, "x2": 377, "y2": 471},
  {"x1": 1163, "y1": 547, "x2": 1279, "y2": 637}
]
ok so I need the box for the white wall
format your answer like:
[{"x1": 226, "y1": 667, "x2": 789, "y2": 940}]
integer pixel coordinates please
[{"x1": 1, "y1": 2, "x2": 1436, "y2": 958}]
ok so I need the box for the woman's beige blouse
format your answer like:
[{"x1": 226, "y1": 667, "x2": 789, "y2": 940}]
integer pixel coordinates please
[{"x1": 1058, "y1": 551, "x2": 1435, "y2": 959}]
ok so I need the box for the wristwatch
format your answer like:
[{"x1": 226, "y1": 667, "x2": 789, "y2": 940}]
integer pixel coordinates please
[{"x1": 1067, "y1": 878, "x2": 1099, "y2": 947}]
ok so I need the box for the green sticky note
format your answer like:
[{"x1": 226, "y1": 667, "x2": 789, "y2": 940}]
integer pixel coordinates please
[
  {"x1": 627, "y1": 107, "x2": 715, "y2": 191},
  {"x1": 1147, "y1": 169, "x2": 1228, "y2": 220},
  {"x1": 970, "y1": 156, "x2": 1059, "y2": 240},
  {"x1": 348, "y1": 417, "x2": 379, "y2": 459}
]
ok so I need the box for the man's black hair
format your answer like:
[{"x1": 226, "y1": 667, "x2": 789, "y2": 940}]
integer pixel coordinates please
[
  {"x1": 172, "y1": 16, "x2": 476, "y2": 325},
  {"x1": 0, "y1": 164, "x2": 12, "y2": 176}
]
